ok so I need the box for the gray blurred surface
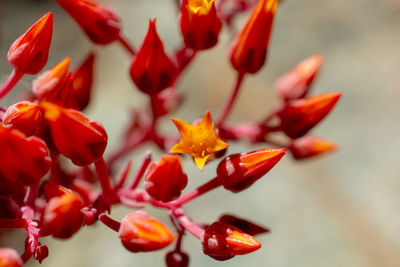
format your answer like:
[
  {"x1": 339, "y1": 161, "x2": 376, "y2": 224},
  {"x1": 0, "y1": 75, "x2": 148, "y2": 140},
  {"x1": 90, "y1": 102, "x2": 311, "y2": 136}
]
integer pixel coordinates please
[{"x1": 1, "y1": 0, "x2": 400, "y2": 266}]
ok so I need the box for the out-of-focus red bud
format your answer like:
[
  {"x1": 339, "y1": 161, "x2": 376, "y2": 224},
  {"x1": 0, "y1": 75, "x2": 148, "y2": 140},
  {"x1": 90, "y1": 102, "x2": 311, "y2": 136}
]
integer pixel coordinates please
[
  {"x1": 144, "y1": 155, "x2": 188, "y2": 202},
  {"x1": 289, "y1": 135, "x2": 338, "y2": 159},
  {"x1": 277, "y1": 92, "x2": 341, "y2": 138},
  {"x1": 71, "y1": 53, "x2": 95, "y2": 110},
  {"x1": 40, "y1": 101, "x2": 108, "y2": 166},
  {"x1": 118, "y1": 211, "x2": 175, "y2": 252},
  {"x1": 229, "y1": 0, "x2": 278, "y2": 73},
  {"x1": 217, "y1": 148, "x2": 285, "y2": 192},
  {"x1": 180, "y1": 0, "x2": 222, "y2": 50},
  {"x1": 43, "y1": 185, "x2": 85, "y2": 239},
  {"x1": 0, "y1": 125, "x2": 50, "y2": 185},
  {"x1": 3, "y1": 101, "x2": 42, "y2": 136},
  {"x1": 56, "y1": 0, "x2": 121, "y2": 45},
  {"x1": 150, "y1": 87, "x2": 182, "y2": 118},
  {"x1": 166, "y1": 251, "x2": 189, "y2": 267},
  {"x1": 276, "y1": 54, "x2": 324, "y2": 101},
  {"x1": 201, "y1": 221, "x2": 261, "y2": 261},
  {"x1": 130, "y1": 20, "x2": 177, "y2": 95},
  {"x1": 33, "y1": 245, "x2": 49, "y2": 263},
  {"x1": 0, "y1": 248, "x2": 23, "y2": 267},
  {"x1": 7, "y1": 13, "x2": 53, "y2": 74},
  {"x1": 219, "y1": 214, "x2": 269, "y2": 236}
]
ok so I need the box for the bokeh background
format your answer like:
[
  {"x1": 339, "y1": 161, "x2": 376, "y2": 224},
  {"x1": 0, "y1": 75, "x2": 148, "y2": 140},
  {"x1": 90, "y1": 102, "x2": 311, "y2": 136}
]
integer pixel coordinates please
[{"x1": 1, "y1": 0, "x2": 400, "y2": 266}]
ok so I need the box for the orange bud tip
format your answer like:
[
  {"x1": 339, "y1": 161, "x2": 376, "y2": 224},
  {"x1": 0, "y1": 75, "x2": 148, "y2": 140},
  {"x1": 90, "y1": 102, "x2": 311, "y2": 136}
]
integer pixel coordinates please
[
  {"x1": 201, "y1": 222, "x2": 261, "y2": 261},
  {"x1": 119, "y1": 211, "x2": 175, "y2": 252},
  {"x1": 289, "y1": 135, "x2": 338, "y2": 159},
  {"x1": 217, "y1": 148, "x2": 286, "y2": 192},
  {"x1": 3, "y1": 101, "x2": 42, "y2": 136}
]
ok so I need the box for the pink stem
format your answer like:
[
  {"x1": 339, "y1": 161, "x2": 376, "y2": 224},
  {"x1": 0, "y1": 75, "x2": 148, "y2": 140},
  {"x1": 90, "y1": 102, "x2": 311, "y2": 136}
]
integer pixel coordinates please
[
  {"x1": 174, "y1": 0, "x2": 181, "y2": 13},
  {"x1": 94, "y1": 158, "x2": 114, "y2": 198},
  {"x1": 128, "y1": 151, "x2": 152, "y2": 189},
  {"x1": 99, "y1": 213, "x2": 121, "y2": 232},
  {"x1": 24, "y1": 184, "x2": 38, "y2": 207},
  {"x1": 117, "y1": 34, "x2": 136, "y2": 56},
  {"x1": 0, "y1": 218, "x2": 27, "y2": 229},
  {"x1": 216, "y1": 72, "x2": 245, "y2": 127},
  {"x1": 176, "y1": 213, "x2": 203, "y2": 239},
  {"x1": 0, "y1": 69, "x2": 23, "y2": 100},
  {"x1": 171, "y1": 177, "x2": 221, "y2": 207}
]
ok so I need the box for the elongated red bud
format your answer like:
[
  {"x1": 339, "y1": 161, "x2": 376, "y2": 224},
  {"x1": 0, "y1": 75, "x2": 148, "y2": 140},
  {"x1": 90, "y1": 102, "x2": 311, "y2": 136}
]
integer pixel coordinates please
[
  {"x1": 7, "y1": 13, "x2": 53, "y2": 74},
  {"x1": 217, "y1": 148, "x2": 285, "y2": 192},
  {"x1": 201, "y1": 221, "x2": 261, "y2": 261},
  {"x1": 229, "y1": 0, "x2": 277, "y2": 73},
  {"x1": 43, "y1": 185, "x2": 85, "y2": 239},
  {"x1": 0, "y1": 125, "x2": 51, "y2": 185},
  {"x1": 33, "y1": 57, "x2": 79, "y2": 109},
  {"x1": 3, "y1": 101, "x2": 42, "y2": 136},
  {"x1": 71, "y1": 53, "x2": 95, "y2": 110},
  {"x1": 289, "y1": 135, "x2": 338, "y2": 159},
  {"x1": 144, "y1": 155, "x2": 188, "y2": 202},
  {"x1": 118, "y1": 211, "x2": 175, "y2": 252},
  {"x1": 276, "y1": 54, "x2": 324, "y2": 101},
  {"x1": 40, "y1": 101, "x2": 108, "y2": 166},
  {"x1": 180, "y1": 0, "x2": 222, "y2": 50},
  {"x1": 0, "y1": 248, "x2": 23, "y2": 267},
  {"x1": 166, "y1": 251, "x2": 189, "y2": 267},
  {"x1": 56, "y1": 0, "x2": 121, "y2": 44},
  {"x1": 278, "y1": 92, "x2": 341, "y2": 138},
  {"x1": 130, "y1": 20, "x2": 177, "y2": 95}
]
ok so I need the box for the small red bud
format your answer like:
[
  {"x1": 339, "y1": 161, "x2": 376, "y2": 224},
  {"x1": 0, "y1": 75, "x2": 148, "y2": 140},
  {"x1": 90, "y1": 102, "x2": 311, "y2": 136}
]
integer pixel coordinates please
[
  {"x1": 56, "y1": 0, "x2": 121, "y2": 44},
  {"x1": 34, "y1": 245, "x2": 49, "y2": 263},
  {"x1": 277, "y1": 92, "x2": 341, "y2": 138},
  {"x1": 3, "y1": 101, "x2": 42, "y2": 136},
  {"x1": 43, "y1": 186, "x2": 85, "y2": 239},
  {"x1": 40, "y1": 101, "x2": 108, "y2": 166},
  {"x1": 166, "y1": 251, "x2": 189, "y2": 267},
  {"x1": 276, "y1": 54, "x2": 324, "y2": 101},
  {"x1": 0, "y1": 125, "x2": 51, "y2": 185},
  {"x1": 71, "y1": 53, "x2": 95, "y2": 110},
  {"x1": 0, "y1": 248, "x2": 23, "y2": 267},
  {"x1": 144, "y1": 155, "x2": 188, "y2": 202},
  {"x1": 289, "y1": 135, "x2": 338, "y2": 159},
  {"x1": 180, "y1": 0, "x2": 222, "y2": 50},
  {"x1": 219, "y1": 214, "x2": 269, "y2": 236},
  {"x1": 229, "y1": 0, "x2": 278, "y2": 73},
  {"x1": 7, "y1": 13, "x2": 53, "y2": 74},
  {"x1": 201, "y1": 221, "x2": 261, "y2": 261},
  {"x1": 118, "y1": 211, "x2": 175, "y2": 252},
  {"x1": 217, "y1": 148, "x2": 285, "y2": 192},
  {"x1": 130, "y1": 20, "x2": 177, "y2": 95}
]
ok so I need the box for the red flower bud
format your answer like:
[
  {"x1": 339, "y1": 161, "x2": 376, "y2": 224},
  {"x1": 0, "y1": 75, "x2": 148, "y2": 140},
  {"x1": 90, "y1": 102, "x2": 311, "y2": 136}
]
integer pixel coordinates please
[
  {"x1": 7, "y1": 13, "x2": 53, "y2": 75},
  {"x1": 144, "y1": 155, "x2": 188, "y2": 202},
  {"x1": 40, "y1": 101, "x2": 108, "y2": 166},
  {"x1": 289, "y1": 135, "x2": 338, "y2": 159},
  {"x1": 277, "y1": 92, "x2": 341, "y2": 138},
  {"x1": 166, "y1": 251, "x2": 189, "y2": 267},
  {"x1": 217, "y1": 148, "x2": 285, "y2": 192},
  {"x1": 276, "y1": 54, "x2": 324, "y2": 101},
  {"x1": 229, "y1": 0, "x2": 278, "y2": 73},
  {"x1": 3, "y1": 101, "x2": 42, "y2": 136},
  {"x1": 0, "y1": 125, "x2": 50, "y2": 185},
  {"x1": 118, "y1": 211, "x2": 175, "y2": 252},
  {"x1": 56, "y1": 0, "x2": 121, "y2": 44},
  {"x1": 71, "y1": 53, "x2": 95, "y2": 110},
  {"x1": 43, "y1": 186, "x2": 85, "y2": 239},
  {"x1": 219, "y1": 214, "x2": 269, "y2": 236},
  {"x1": 130, "y1": 20, "x2": 177, "y2": 95},
  {"x1": 33, "y1": 57, "x2": 79, "y2": 109},
  {"x1": 180, "y1": 0, "x2": 222, "y2": 50},
  {"x1": 201, "y1": 221, "x2": 261, "y2": 261},
  {"x1": 0, "y1": 248, "x2": 23, "y2": 267}
]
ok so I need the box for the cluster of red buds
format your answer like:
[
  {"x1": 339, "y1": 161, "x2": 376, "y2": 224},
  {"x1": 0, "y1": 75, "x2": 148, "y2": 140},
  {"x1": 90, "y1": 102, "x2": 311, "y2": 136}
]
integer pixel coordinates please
[{"x1": 0, "y1": 0, "x2": 341, "y2": 266}]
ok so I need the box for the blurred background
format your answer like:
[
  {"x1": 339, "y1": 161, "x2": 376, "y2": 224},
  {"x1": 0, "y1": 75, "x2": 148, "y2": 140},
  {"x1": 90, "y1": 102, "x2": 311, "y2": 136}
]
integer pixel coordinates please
[{"x1": 1, "y1": 0, "x2": 400, "y2": 266}]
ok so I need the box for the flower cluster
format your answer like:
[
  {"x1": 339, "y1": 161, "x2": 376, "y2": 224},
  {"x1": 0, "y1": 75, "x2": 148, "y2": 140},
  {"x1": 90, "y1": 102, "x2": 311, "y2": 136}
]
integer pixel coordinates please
[{"x1": 0, "y1": 0, "x2": 340, "y2": 266}]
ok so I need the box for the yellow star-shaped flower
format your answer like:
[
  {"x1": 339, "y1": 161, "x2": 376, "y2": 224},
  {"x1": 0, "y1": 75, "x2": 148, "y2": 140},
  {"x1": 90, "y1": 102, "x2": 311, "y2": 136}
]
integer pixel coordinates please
[{"x1": 170, "y1": 110, "x2": 229, "y2": 170}]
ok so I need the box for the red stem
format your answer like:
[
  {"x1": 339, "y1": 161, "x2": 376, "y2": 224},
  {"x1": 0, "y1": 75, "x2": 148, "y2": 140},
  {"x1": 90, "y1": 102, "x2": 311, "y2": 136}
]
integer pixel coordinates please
[
  {"x1": 94, "y1": 158, "x2": 114, "y2": 198},
  {"x1": 0, "y1": 218, "x2": 27, "y2": 229},
  {"x1": 216, "y1": 72, "x2": 245, "y2": 127},
  {"x1": 117, "y1": 34, "x2": 136, "y2": 56},
  {"x1": 0, "y1": 69, "x2": 24, "y2": 100},
  {"x1": 115, "y1": 160, "x2": 133, "y2": 188},
  {"x1": 128, "y1": 151, "x2": 152, "y2": 189},
  {"x1": 171, "y1": 177, "x2": 221, "y2": 208},
  {"x1": 173, "y1": 0, "x2": 181, "y2": 13},
  {"x1": 107, "y1": 134, "x2": 148, "y2": 168},
  {"x1": 176, "y1": 214, "x2": 203, "y2": 239},
  {"x1": 99, "y1": 213, "x2": 121, "y2": 232}
]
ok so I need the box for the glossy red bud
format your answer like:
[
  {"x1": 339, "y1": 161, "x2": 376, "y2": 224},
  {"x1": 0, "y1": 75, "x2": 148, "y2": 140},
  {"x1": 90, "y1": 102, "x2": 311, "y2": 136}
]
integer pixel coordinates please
[
  {"x1": 3, "y1": 101, "x2": 42, "y2": 136},
  {"x1": 289, "y1": 135, "x2": 338, "y2": 159},
  {"x1": 219, "y1": 214, "x2": 269, "y2": 236},
  {"x1": 166, "y1": 251, "x2": 189, "y2": 267},
  {"x1": 71, "y1": 53, "x2": 95, "y2": 110}
]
